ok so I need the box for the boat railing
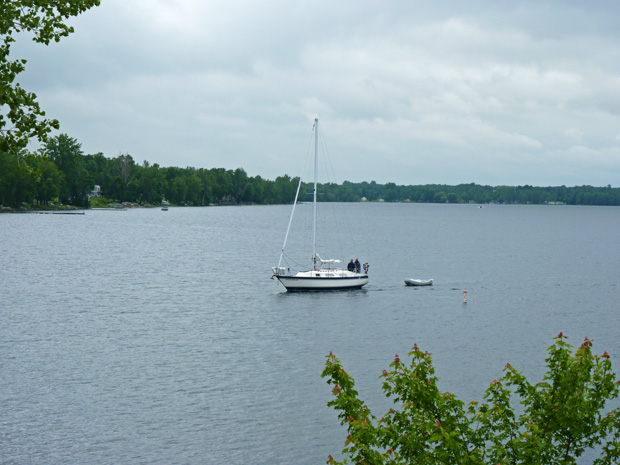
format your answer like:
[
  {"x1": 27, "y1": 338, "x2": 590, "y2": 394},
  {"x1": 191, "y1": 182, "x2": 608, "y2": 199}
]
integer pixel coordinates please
[{"x1": 272, "y1": 267, "x2": 289, "y2": 276}]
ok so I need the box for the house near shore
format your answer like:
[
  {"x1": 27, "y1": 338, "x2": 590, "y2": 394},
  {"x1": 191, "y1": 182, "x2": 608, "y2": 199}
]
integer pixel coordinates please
[{"x1": 89, "y1": 185, "x2": 102, "y2": 198}]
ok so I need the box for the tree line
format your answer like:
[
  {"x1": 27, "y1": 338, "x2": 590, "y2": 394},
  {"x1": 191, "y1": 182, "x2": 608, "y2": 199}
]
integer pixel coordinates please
[
  {"x1": 0, "y1": 134, "x2": 300, "y2": 208},
  {"x1": 2, "y1": 134, "x2": 620, "y2": 208}
]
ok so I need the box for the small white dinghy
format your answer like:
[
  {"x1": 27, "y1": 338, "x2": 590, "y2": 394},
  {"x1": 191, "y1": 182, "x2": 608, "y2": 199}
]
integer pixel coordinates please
[{"x1": 405, "y1": 278, "x2": 433, "y2": 286}]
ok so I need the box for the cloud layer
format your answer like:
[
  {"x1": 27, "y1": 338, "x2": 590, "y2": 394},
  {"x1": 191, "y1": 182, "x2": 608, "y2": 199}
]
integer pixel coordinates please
[{"x1": 13, "y1": 0, "x2": 620, "y2": 186}]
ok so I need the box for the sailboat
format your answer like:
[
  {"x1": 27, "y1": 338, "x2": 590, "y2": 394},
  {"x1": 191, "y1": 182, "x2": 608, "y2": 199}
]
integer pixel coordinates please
[{"x1": 271, "y1": 118, "x2": 369, "y2": 291}]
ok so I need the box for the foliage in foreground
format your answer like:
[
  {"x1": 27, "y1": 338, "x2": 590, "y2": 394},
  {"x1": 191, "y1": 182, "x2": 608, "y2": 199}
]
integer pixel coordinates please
[{"x1": 322, "y1": 334, "x2": 620, "y2": 464}]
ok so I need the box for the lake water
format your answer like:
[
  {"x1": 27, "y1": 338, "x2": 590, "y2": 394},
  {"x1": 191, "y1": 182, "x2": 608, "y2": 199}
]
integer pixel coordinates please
[{"x1": 1, "y1": 203, "x2": 619, "y2": 464}]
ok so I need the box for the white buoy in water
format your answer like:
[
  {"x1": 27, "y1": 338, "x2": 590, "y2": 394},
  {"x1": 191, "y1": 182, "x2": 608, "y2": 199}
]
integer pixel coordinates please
[{"x1": 463, "y1": 290, "x2": 468, "y2": 303}]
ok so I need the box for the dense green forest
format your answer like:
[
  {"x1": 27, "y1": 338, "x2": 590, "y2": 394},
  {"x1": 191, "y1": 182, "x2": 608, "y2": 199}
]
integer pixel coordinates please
[{"x1": 1, "y1": 134, "x2": 619, "y2": 208}]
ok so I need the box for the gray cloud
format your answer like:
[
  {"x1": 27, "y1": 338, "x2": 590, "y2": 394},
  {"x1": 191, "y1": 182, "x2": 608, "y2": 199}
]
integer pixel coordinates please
[{"x1": 12, "y1": 0, "x2": 620, "y2": 186}]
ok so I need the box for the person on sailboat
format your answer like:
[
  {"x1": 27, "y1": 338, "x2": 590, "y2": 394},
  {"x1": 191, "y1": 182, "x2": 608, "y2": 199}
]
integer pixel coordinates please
[
  {"x1": 347, "y1": 259, "x2": 355, "y2": 272},
  {"x1": 354, "y1": 258, "x2": 361, "y2": 273}
]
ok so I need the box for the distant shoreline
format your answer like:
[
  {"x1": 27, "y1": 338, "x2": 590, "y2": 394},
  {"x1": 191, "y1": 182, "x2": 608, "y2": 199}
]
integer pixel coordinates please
[{"x1": 2, "y1": 199, "x2": 619, "y2": 214}]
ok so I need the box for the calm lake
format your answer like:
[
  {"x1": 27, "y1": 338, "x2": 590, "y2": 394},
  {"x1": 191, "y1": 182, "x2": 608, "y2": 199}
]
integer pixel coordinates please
[{"x1": 1, "y1": 203, "x2": 619, "y2": 464}]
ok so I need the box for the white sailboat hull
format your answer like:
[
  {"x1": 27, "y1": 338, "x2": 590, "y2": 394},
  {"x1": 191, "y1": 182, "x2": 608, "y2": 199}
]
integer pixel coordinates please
[{"x1": 275, "y1": 269, "x2": 368, "y2": 291}]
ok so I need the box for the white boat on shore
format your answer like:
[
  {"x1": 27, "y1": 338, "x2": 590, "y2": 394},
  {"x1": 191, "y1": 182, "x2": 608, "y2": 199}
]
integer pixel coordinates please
[
  {"x1": 271, "y1": 118, "x2": 369, "y2": 292},
  {"x1": 405, "y1": 278, "x2": 433, "y2": 286}
]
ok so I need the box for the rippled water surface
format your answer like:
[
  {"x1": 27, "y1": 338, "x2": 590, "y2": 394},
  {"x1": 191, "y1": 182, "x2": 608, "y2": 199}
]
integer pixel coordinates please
[{"x1": 1, "y1": 204, "x2": 619, "y2": 464}]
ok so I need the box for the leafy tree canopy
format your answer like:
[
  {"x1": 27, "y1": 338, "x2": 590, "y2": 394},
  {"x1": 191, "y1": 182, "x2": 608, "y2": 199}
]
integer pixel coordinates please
[
  {"x1": 0, "y1": 0, "x2": 100, "y2": 154},
  {"x1": 323, "y1": 334, "x2": 620, "y2": 464}
]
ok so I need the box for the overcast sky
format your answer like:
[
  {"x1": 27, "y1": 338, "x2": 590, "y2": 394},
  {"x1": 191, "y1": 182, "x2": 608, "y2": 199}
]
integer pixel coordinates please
[{"x1": 13, "y1": 0, "x2": 620, "y2": 186}]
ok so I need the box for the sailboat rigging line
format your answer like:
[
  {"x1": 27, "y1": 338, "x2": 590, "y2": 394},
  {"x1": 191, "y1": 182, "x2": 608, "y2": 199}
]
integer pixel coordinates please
[
  {"x1": 277, "y1": 175, "x2": 304, "y2": 269},
  {"x1": 315, "y1": 121, "x2": 360, "y2": 263},
  {"x1": 277, "y1": 120, "x2": 319, "y2": 270},
  {"x1": 279, "y1": 251, "x2": 307, "y2": 270},
  {"x1": 312, "y1": 118, "x2": 319, "y2": 270}
]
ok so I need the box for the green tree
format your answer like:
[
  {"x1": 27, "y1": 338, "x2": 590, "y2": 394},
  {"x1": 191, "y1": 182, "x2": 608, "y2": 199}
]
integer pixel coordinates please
[
  {"x1": 0, "y1": 150, "x2": 20, "y2": 205},
  {"x1": 323, "y1": 333, "x2": 620, "y2": 464},
  {"x1": 384, "y1": 182, "x2": 398, "y2": 202},
  {"x1": 31, "y1": 153, "x2": 62, "y2": 205},
  {"x1": 433, "y1": 191, "x2": 447, "y2": 203},
  {"x1": 169, "y1": 176, "x2": 188, "y2": 204},
  {"x1": 209, "y1": 168, "x2": 232, "y2": 204},
  {"x1": 136, "y1": 161, "x2": 166, "y2": 204},
  {"x1": 273, "y1": 174, "x2": 298, "y2": 204},
  {"x1": 0, "y1": 0, "x2": 100, "y2": 155},
  {"x1": 232, "y1": 167, "x2": 248, "y2": 204},
  {"x1": 197, "y1": 168, "x2": 214, "y2": 205},
  {"x1": 186, "y1": 173, "x2": 202, "y2": 205},
  {"x1": 242, "y1": 182, "x2": 255, "y2": 203},
  {"x1": 0, "y1": 149, "x2": 37, "y2": 206},
  {"x1": 109, "y1": 153, "x2": 136, "y2": 202},
  {"x1": 84, "y1": 152, "x2": 113, "y2": 197},
  {"x1": 45, "y1": 134, "x2": 91, "y2": 206},
  {"x1": 248, "y1": 176, "x2": 264, "y2": 204}
]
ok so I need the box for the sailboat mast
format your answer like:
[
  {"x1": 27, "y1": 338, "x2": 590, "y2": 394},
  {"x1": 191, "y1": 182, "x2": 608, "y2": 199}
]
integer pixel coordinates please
[{"x1": 312, "y1": 117, "x2": 318, "y2": 270}]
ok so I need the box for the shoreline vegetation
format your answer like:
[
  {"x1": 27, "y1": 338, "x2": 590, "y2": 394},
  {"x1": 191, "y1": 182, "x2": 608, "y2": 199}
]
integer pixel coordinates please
[{"x1": 2, "y1": 134, "x2": 620, "y2": 211}]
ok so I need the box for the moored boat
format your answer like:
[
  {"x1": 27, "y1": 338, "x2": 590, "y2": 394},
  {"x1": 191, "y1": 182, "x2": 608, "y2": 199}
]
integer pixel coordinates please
[
  {"x1": 404, "y1": 278, "x2": 433, "y2": 286},
  {"x1": 272, "y1": 118, "x2": 369, "y2": 292}
]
